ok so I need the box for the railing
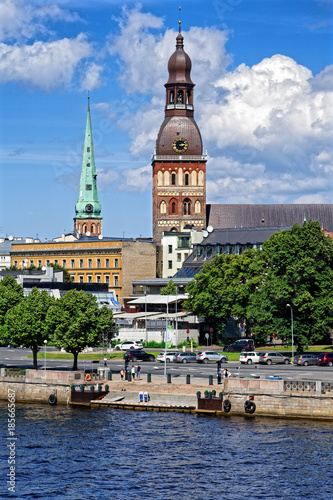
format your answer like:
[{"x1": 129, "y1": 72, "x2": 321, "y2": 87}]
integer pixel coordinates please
[{"x1": 152, "y1": 154, "x2": 207, "y2": 162}]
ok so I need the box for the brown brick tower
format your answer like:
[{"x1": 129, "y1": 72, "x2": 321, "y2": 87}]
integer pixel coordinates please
[{"x1": 152, "y1": 24, "x2": 207, "y2": 243}]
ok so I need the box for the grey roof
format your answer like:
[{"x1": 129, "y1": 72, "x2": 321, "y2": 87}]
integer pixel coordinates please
[
  {"x1": 199, "y1": 226, "x2": 291, "y2": 246},
  {"x1": 206, "y1": 204, "x2": 333, "y2": 232}
]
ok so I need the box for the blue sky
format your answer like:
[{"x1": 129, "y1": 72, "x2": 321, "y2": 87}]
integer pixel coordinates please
[{"x1": 0, "y1": 0, "x2": 332, "y2": 240}]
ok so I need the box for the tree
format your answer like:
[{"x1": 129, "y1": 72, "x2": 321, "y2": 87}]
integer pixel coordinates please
[
  {"x1": 4, "y1": 288, "x2": 54, "y2": 369},
  {"x1": 160, "y1": 279, "x2": 177, "y2": 295},
  {"x1": 185, "y1": 222, "x2": 333, "y2": 348},
  {"x1": 46, "y1": 289, "x2": 101, "y2": 370},
  {"x1": 97, "y1": 305, "x2": 118, "y2": 347},
  {"x1": 0, "y1": 276, "x2": 24, "y2": 325}
]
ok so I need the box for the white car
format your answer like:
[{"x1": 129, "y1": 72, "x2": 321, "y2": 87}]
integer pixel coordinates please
[
  {"x1": 115, "y1": 341, "x2": 143, "y2": 351},
  {"x1": 156, "y1": 351, "x2": 179, "y2": 363},
  {"x1": 239, "y1": 351, "x2": 261, "y2": 364}
]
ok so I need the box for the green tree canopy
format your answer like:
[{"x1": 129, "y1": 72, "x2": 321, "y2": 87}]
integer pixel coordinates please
[
  {"x1": 185, "y1": 222, "x2": 333, "y2": 348},
  {"x1": 160, "y1": 279, "x2": 177, "y2": 295},
  {"x1": 97, "y1": 305, "x2": 118, "y2": 345},
  {"x1": 0, "y1": 276, "x2": 24, "y2": 326},
  {"x1": 46, "y1": 289, "x2": 101, "y2": 370},
  {"x1": 4, "y1": 288, "x2": 54, "y2": 369}
]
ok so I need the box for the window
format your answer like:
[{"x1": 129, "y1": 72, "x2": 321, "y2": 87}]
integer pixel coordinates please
[
  {"x1": 169, "y1": 198, "x2": 177, "y2": 214},
  {"x1": 87, "y1": 275, "x2": 92, "y2": 283},
  {"x1": 86, "y1": 184, "x2": 92, "y2": 190},
  {"x1": 79, "y1": 259, "x2": 83, "y2": 268},
  {"x1": 168, "y1": 260, "x2": 172, "y2": 269},
  {"x1": 157, "y1": 171, "x2": 163, "y2": 186},
  {"x1": 177, "y1": 90, "x2": 183, "y2": 103},
  {"x1": 160, "y1": 201, "x2": 167, "y2": 214},
  {"x1": 71, "y1": 259, "x2": 75, "y2": 269},
  {"x1": 177, "y1": 253, "x2": 181, "y2": 262},
  {"x1": 87, "y1": 162, "x2": 90, "y2": 167},
  {"x1": 14, "y1": 261, "x2": 18, "y2": 267},
  {"x1": 191, "y1": 170, "x2": 197, "y2": 186},
  {"x1": 70, "y1": 274, "x2": 75, "y2": 281},
  {"x1": 164, "y1": 171, "x2": 169, "y2": 185},
  {"x1": 54, "y1": 260, "x2": 58, "y2": 265},
  {"x1": 185, "y1": 172, "x2": 189, "y2": 186},
  {"x1": 79, "y1": 275, "x2": 84, "y2": 283},
  {"x1": 171, "y1": 172, "x2": 176, "y2": 185},
  {"x1": 171, "y1": 202, "x2": 176, "y2": 214},
  {"x1": 105, "y1": 259, "x2": 109, "y2": 268},
  {"x1": 38, "y1": 260, "x2": 42, "y2": 267},
  {"x1": 168, "y1": 245, "x2": 172, "y2": 254},
  {"x1": 195, "y1": 200, "x2": 201, "y2": 213},
  {"x1": 88, "y1": 259, "x2": 92, "y2": 268},
  {"x1": 183, "y1": 198, "x2": 191, "y2": 215},
  {"x1": 46, "y1": 260, "x2": 50, "y2": 266},
  {"x1": 198, "y1": 170, "x2": 204, "y2": 186},
  {"x1": 62, "y1": 260, "x2": 66, "y2": 268},
  {"x1": 114, "y1": 275, "x2": 119, "y2": 286},
  {"x1": 105, "y1": 275, "x2": 110, "y2": 285},
  {"x1": 30, "y1": 260, "x2": 34, "y2": 267},
  {"x1": 87, "y1": 147, "x2": 90, "y2": 152},
  {"x1": 97, "y1": 258, "x2": 101, "y2": 268},
  {"x1": 114, "y1": 258, "x2": 119, "y2": 268},
  {"x1": 96, "y1": 275, "x2": 101, "y2": 284}
]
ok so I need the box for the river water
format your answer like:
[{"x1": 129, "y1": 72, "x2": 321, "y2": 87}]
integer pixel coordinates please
[{"x1": 0, "y1": 402, "x2": 332, "y2": 499}]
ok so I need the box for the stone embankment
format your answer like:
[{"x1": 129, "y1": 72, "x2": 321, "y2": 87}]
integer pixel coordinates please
[{"x1": 1, "y1": 370, "x2": 333, "y2": 420}]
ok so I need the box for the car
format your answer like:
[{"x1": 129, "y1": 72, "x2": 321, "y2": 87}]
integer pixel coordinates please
[
  {"x1": 259, "y1": 352, "x2": 290, "y2": 365},
  {"x1": 316, "y1": 352, "x2": 333, "y2": 367},
  {"x1": 196, "y1": 351, "x2": 228, "y2": 364},
  {"x1": 115, "y1": 341, "x2": 143, "y2": 351},
  {"x1": 123, "y1": 350, "x2": 155, "y2": 362},
  {"x1": 294, "y1": 353, "x2": 318, "y2": 366},
  {"x1": 156, "y1": 351, "x2": 179, "y2": 363},
  {"x1": 223, "y1": 339, "x2": 255, "y2": 352},
  {"x1": 239, "y1": 351, "x2": 261, "y2": 364},
  {"x1": 176, "y1": 352, "x2": 198, "y2": 363}
]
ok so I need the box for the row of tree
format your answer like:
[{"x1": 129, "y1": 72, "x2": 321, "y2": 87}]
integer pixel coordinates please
[
  {"x1": 0, "y1": 277, "x2": 117, "y2": 370},
  {"x1": 185, "y1": 222, "x2": 333, "y2": 349}
]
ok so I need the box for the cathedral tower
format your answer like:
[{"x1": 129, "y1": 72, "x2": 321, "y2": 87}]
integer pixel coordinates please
[
  {"x1": 74, "y1": 96, "x2": 102, "y2": 237},
  {"x1": 152, "y1": 23, "x2": 207, "y2": 243}
]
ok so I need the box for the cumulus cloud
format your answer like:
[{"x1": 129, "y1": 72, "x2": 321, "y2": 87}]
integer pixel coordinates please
[
  {"x1": 0, "y1": 34, "x2": 92, "y2": 90},
  {"x1": 96, "y1": 168, "x2": 119, "y2": 191},
  {"x1": 119, "y1": 164, "x2": 151, "y2": 192},
  {"x1": 80, "y1": 62, "x2": 104, "y2": 91}
]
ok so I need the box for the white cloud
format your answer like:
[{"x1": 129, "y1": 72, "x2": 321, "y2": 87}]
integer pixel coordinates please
[
  {"x1": 80, "y1": 62, "x2": 104, "y2": 91},
  {"x1": 0, "y1": 34, "x2": 92, "y2": 90},
  {"x1": 96, "y1": 168, "x2": 119, "y2": 191},
  {"x1": 119, "y1": 164, "x2": 151, "y2": 192}
]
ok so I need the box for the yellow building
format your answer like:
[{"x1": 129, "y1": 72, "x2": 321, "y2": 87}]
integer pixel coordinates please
[{"x1": 10, "y1": 236, "x2": 156, "y2": 303}]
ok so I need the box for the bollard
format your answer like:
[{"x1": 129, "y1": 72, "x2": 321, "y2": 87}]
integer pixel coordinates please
[
  {"x1": 209, "y1": 375, "x2": 213, "y2": 386},
  {"x1": 71, "y1": 385, "x2": 75, "y2": 392},
  {"x1": 219, "y1": 392, "x2": 223, "y2": 400},
  {"x1": 108, "y1": 370, "x2": 112, "y2": 381},
  {"x1": 186, "y1": 374, "x2": 191, "y2": 385},
  {"x1": 212, "y1": 390, "x2": 216, "y2": 398},
  {"x1": 90, "y1": 385, "x2": 95, "y2": 393},
  {"x1": 105, "y1": 384, "x2": 109, "y2": 393},
  {"x1": 97, "y1": 384, "x2": 102, "y2": 392},
  {"x1": 197, "y1": 391, "x2": 201, "y2": 399},
  {"x1": 208, "y1": 391, "x2": 212, "y2": 399},
  {"x1": 167, "y1": 373, "x2": 171, "y2": 384},
  {"x1": 80, "y1": 384, "x2": 85, "y2": 393},
  {"x1": 147, "y1": 372, "x2": 151, "y2": 383},
  {"x1": 204, "y1": 390, "x2": 209, "y2": 399},
  {"x1": 127, "y1": 371, "x2": 131, "y2": 382},
  {"x1": 139, "y1": 391, "x2": 144, "y2": 403}
]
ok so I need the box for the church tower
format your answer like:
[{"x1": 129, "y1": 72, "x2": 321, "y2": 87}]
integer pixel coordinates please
[
  {"x1": 74, "y1": 96, "x2": 102, "y2": 237},
  {"x1": 152, "y1": 22, "x2": 207, "y2": 243}
]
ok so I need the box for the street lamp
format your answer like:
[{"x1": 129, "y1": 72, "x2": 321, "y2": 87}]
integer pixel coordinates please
[
  {"x1": 44, "y1": 339, "x2": 47, "y2": 370},
  {"x1": 286, "y1": 304, "x2": 294, "y2": 363}
]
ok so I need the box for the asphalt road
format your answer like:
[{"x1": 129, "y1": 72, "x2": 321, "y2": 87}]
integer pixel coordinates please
[{"x1": 1, "y1": 347, "x2": 333, "y2": 382}]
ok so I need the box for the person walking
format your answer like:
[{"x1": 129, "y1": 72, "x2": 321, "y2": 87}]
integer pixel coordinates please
[
  {"x1": 103, "y1": 355, "x2": 107, "y2": 367},
  {"x1": 136, "y1": 364, "x2": 141, "y2": 380},
  {"x1": 131, "y1": 365, "x2": 135, "y2": 381},
  {"x1": 120, "y1": 369, "x2": 124, "y2": 381}
]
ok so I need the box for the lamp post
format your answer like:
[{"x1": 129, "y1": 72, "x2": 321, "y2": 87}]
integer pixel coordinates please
[
  {"x1": 44, "y1": 339, "x2": 47, "y2": 370},
  {"x1": 286, "y1": 304, "x2": 294, "y2": 363}
]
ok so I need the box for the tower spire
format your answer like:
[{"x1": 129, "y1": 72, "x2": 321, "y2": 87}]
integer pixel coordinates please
[
  {"x1": 179, "y1": 6, "x2": 182, "y2": 33},
  {"x1": 74, "y1": 96, "x2": 102, "y2": 237}
]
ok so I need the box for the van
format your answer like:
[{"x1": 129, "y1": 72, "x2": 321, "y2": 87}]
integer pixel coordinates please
[
  {"x1": 316, "y1": 352, "x2": 333, "y2": 367},
  {"x1": 223, "y1": 339, "x2": 254, "y2": 352}
]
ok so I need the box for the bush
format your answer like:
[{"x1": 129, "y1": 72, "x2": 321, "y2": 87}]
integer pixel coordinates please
[
  {"x1": 177, "y1": 338, "x2": 198, "y2": 348},
  {"x1": 143, "y1": 341, "x2": 175, "y2": 349}
]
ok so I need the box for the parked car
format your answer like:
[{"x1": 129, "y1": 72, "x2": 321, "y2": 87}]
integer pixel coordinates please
[
  {"x1": 294, "y1": 353, "x2": 318, "y2": 366},
  {"x1": 157, "y1": 352, "x2": 179, "y2": 363},
  {"x1": 223, "y1": 339, "x2": 255, "y2": 352},
  {"x1": 240, "y1": 351, "x2": 261, "y2": 364},
  {"x1": 115, "y1": 341, "x2": 143, "y2": 351},
  {"x1": 196, "y1": 351, "x2": 228, "y2": 364},
  {"x1": 176, "y1": 352, "x2": 198, "y2": 363},
  {"x1": 123, "y1": 350, "x2": 155, "y2": 362},
  {"x1": 259, "y1": 352, "x2": 290, "y2": 365},
  {"x1": 316, "y1": 352, "x2": 333, "y2": 367}
]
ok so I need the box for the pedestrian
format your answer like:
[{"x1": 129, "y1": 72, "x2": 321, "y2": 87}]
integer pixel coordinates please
[
  {"x1": 136, "y1": 364, "x2": 141, "y2": 379},
  {"x1": 120, "y1": 369, "x2": 124, "y2": 381},
  {"x1": 224, "y1": 368, "x2": 231, "y2": 378},
  {"x1": 131, "y1": 365, "x2": 135, "y2": 381},
  {"x1": 103, "y1": 355, "x2": 107, "y2": 367}
]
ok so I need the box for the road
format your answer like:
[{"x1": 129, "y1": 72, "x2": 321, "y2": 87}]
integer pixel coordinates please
[{"x1": 1, "y1": 347, "x2": 333, "y2": 382}]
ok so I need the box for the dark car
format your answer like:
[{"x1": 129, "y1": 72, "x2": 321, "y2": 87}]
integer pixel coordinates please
[
  {"x1": 123, "y1": 350, "x2": 155, "y2": 362},
  {"x1": 223, "y1": 339, "x2": 255, "y2": 352},
  {"x1": 316, "y1": 352, "x2": 333, "y2": 367}
]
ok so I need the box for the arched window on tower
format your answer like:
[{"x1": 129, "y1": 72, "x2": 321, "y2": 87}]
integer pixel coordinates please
[
  {"x1": 171, "y1": 172, "x2": 176, "y2": 185},
  {"x1": 91, "y1": 223, "x2": 96, "y2": 234},
  {"x1": 160, "y1": 201, "x2": 167, "y2": 214},
  {"x1": 198, "y1": 170, "x2": 204, "y2": 186},
  {"x1": 170, "y1": 91, "x2": 174, "y2": 103},
  {"x1": 157, "y1": 171, "x2": 163, "y2": 186},
  {"x1": 82, "y1": 224, "x2": 87, "y2": 234},
  {"x1": 191, "y1": 170, "x2": 197, "y2": 186},
  {"x1": 169, "y1": 198, "x2": 178, "y2": 214},
  {"x1": 183, "y1": 198, "x2": 191, "y2": 215},
  {"x1": 184, "y1": 172, "x2": 190, "y2": 186},
  {"x1": 164, "y1": 171, "x2": 169, "y2": 186},
  {"x1": 177, "y1": 90, "x2": 183, "y2": 103},
  {"x1": 194, "y1": 200, "x2": 201, "y2": 213}
]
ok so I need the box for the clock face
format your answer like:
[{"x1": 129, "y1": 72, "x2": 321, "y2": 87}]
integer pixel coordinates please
[
  {"x1": 172, "y1": 137, "x2": 188, "y2": 154},
  {"x1": 85, "y1": 203, "x2": 93, "y2": 213}
]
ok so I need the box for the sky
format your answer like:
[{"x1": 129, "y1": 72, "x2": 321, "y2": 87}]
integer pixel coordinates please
[{"x1": 0, "y1": 0, "x2": 332, "y2": 240}]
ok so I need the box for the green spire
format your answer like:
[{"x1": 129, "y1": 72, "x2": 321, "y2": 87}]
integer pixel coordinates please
[{"x1": 75, "y1": 96, "x2": 102, "y2": 219}]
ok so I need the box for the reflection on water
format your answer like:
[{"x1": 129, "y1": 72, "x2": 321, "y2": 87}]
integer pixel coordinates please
[{"x1": 0, "y1": 402, "x2": 332, "y2": 499}]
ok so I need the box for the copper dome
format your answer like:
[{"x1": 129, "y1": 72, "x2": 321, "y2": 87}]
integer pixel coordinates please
[
  {"x1": 156, "y1": 116, "x2": 203, "y2": 155},
  {"x1": 166, "y1": 33, "x2": 194, "y2": 86}
]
